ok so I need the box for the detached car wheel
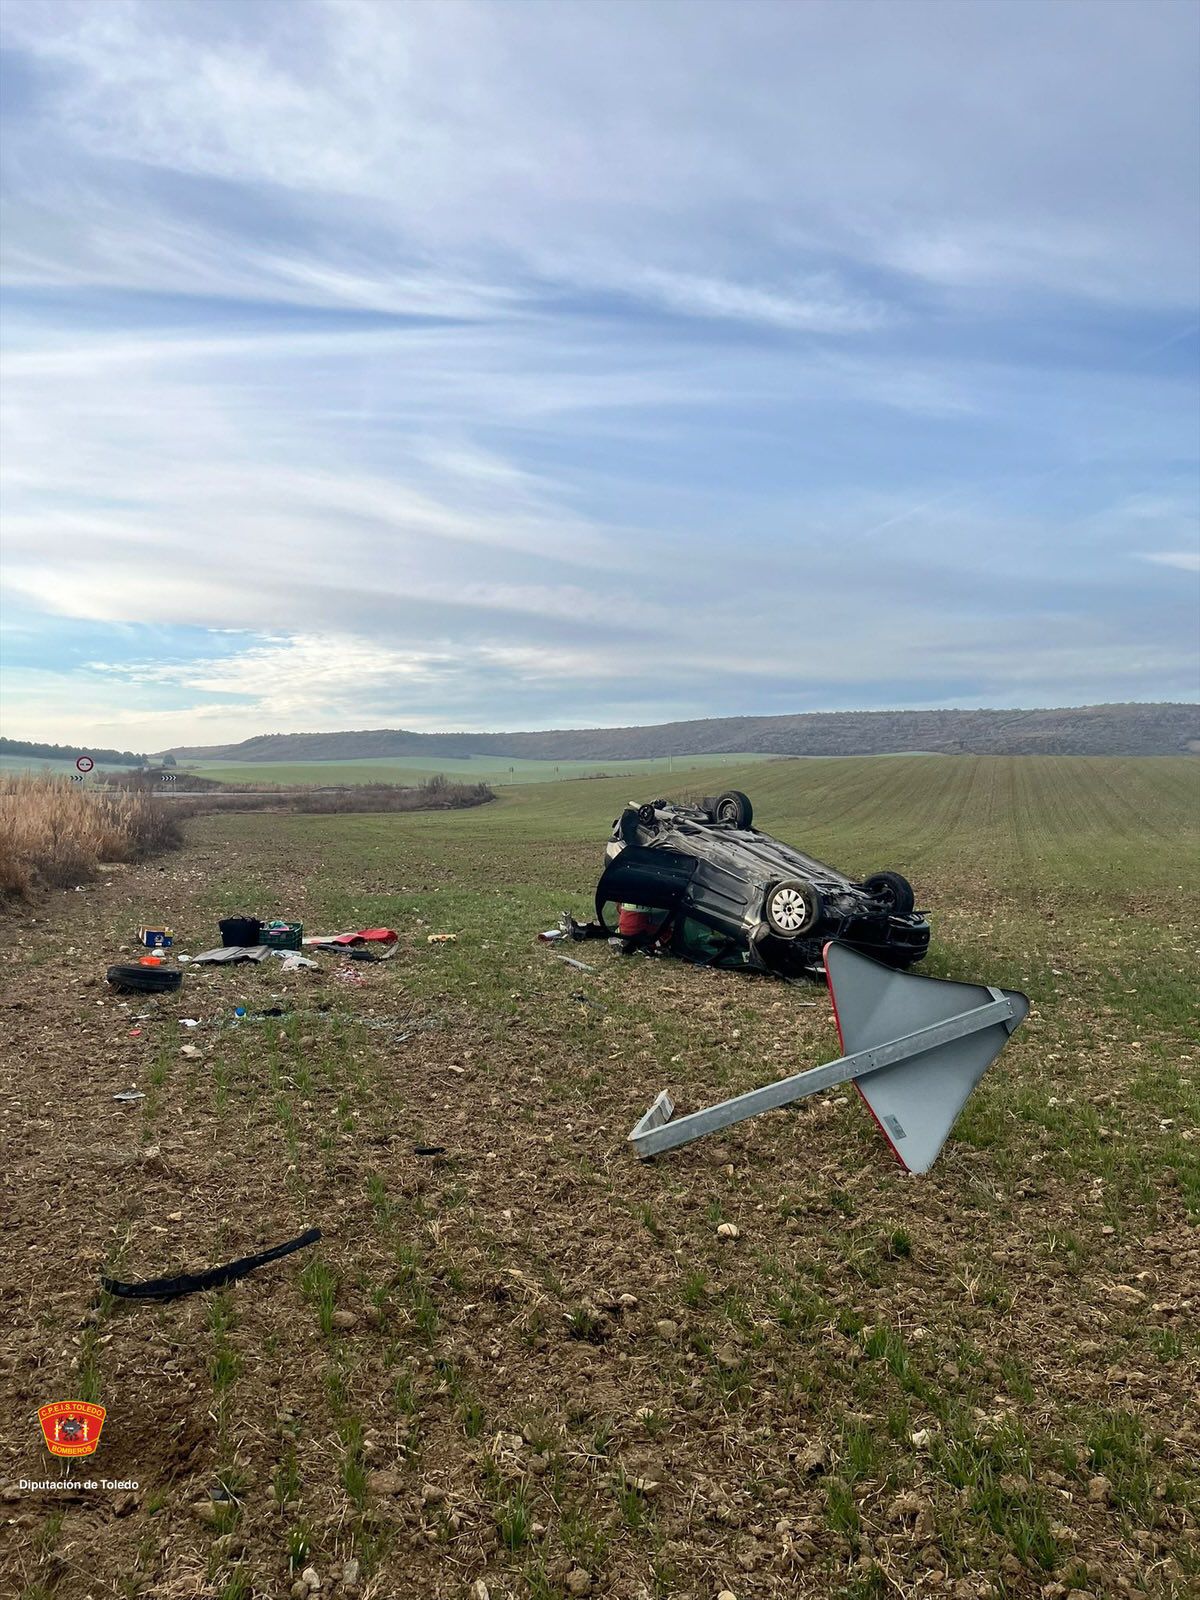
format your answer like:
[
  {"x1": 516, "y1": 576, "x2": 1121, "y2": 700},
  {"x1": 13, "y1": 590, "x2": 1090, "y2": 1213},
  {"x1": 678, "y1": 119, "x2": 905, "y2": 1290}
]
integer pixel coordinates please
[
  {"x1": 764, "y1": 878, "x2": 822, "y2": 937},
  {"x1": 712, "y1": 789, "x2": 753, "y2": 829},
  {"x1": 863, "y1": 871, "x2": 915, "y2": 916},
  {"x1": 106, "y1": 965, "x2": 182, "y2": 994}
]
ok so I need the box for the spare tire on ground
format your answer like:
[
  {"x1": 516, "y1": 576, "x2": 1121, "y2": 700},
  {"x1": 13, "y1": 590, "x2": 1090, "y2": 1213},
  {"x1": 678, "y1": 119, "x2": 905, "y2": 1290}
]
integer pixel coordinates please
[{"x1": 106, "y1": 965, "x2": 183, "y2": 994}]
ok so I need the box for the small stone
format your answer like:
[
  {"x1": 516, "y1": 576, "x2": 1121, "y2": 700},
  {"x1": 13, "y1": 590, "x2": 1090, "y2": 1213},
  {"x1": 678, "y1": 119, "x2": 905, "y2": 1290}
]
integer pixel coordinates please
[
  {"x1": 797, "y1": 1440, "x2": 828, "y2": 1475},
  {"x1": 1107, "y1": 1284, "x2": 1147, "y2": 1308},
  {"x1": 716, "y1": 1222, "x2": 740, "y2": 1240},
  {"x1": 528, "y1": 1453, "x2": 550, "y2": 1475},
  {"x1": 1087, "y1": 1475, "x2": 1112, "y2": 1504},
  {"x1": 331, "y1": 1310, "x2": 358, "y2": 1330},
  {"x1": 291, "y1": 1583, "x2": 308, "y2": 1600},
  {"x1": 469, "y1": 1584, "x2": 490, "y2": 1600},
  {"x1": 717, "y1": 1591, "x2": 739, "y2": 1600},
  {"x1": 190, "y1": 1499, "x2": 218, "y2": 1523},
  {"x1": 910, "y1": 1429, "x2": 932, "y2": 1449},
  {"x1": 655, "y1": 1319, "x2": 679, "y2": 1340},
  {"x1": 564, "y1": 1570, "x2": 592, "y2": 1597},
  {"x1": 342, "y1": 1559, "x2": 360, "y2": 1585},
  {"x1": 617, "y1": 1293, "x2": 639, "y2": 1310},
  {"x1": 301, "y1": 1568, "x2": 321, "y2": 1592},
  {"x1": 421, "y1": 1482, "x2": 446, "y2": 1505},
  {"x1": 368, "y1": 1469, "x2": 404, "y2": 1495}
]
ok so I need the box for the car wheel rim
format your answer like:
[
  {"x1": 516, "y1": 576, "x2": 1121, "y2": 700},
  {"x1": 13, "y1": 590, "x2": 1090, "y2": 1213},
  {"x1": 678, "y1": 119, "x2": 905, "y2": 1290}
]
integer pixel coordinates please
[{"x1": 770, "y1": 887, "x2": 809, "y2": 931}]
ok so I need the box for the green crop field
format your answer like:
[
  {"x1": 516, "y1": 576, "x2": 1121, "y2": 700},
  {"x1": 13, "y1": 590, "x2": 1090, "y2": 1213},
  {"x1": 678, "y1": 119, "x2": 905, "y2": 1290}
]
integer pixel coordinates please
[
  {"x1": 4, "y1": 755, "x2": 1197, "y2": 1600},
  {"x1": 185, "y1": 752, "x2": 775, "y2": 787}
]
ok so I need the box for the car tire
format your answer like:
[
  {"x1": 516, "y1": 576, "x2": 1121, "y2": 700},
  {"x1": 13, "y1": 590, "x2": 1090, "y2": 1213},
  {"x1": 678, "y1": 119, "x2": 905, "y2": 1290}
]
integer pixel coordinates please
[
  {"x1": 617, "y1": 807, "x2": 642, "y2": 843},
  {"x1": 637, "y1": 803, "x2": 658, "y2": 825},
  {"x1": 713, "y1": 790, "x2": 753, "y2": 828},
  {"x1": 764, "y1": 878, "x2": 821, "y2": 937},
  {"x1": 106, "y1": 965, "x2": 183, "y2": 994},
  {"x1": 863, "y1": 871, "x2": 915, "y2": 916}
]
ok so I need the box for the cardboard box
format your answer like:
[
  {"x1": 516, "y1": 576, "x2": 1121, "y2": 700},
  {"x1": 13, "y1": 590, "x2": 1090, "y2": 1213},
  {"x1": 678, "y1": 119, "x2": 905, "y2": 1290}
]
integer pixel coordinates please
[{"x1": 139, "y1": 927, "x2": 173, "y2": 949}]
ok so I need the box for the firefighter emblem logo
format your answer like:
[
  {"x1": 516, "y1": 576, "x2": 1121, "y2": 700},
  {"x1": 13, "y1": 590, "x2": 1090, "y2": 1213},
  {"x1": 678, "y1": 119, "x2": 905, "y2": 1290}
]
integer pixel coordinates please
[{"x1": 37, "y1": 1401, "x2": 106, "y2": 1458}]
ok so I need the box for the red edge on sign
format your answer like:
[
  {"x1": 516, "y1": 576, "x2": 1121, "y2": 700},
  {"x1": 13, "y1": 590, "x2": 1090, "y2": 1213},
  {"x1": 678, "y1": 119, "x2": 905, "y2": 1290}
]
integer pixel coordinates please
[{"x1": 822, "y1": 941, "x2": 909, "y2": 1173}]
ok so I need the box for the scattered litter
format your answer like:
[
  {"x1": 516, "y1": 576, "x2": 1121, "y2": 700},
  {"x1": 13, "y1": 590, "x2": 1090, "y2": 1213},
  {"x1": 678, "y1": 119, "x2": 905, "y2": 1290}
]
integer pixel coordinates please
[
  {"x1": 219, "y1": 915, "x2": 262, "y2": 947},
  {"x1": 138, "y1": 926, "x2": 173, "y2": 949},
  {"x1": 427, "y1": 933, "x2": 457, "y2": 945},
  {"x1": 180, "y1": 1043, "x2": 202, "y2": 1059},
  {"x1": 128, "y1": 1027, "x2": 142, "y2": 1038},
  {"x1": 305, "y1": 928, "x2": 398, "y2": 947},
  {"x1": 413, "y1": 1145, "x2": 447, "y2": 1157},
  {"x1": 538, "y1": 928, "x2": 566, "y2": 942},
  {"x1": 101, "y1": 1226, "x2": 322, "y2": 1302},
  {"x1": 332, "y1": 967, "x2": 367, "y2": 986},
  {"x1": 113, "y1": 1090, "x2": 146, "y2": 1103},
  {"x1": 553, "y1": 954, "x2": 596, "y2": 972},
  {"x1": 276, "y1": 950, "x2": 319, "y2": 971},
  {"x1": 261, "y1": 919, "x2": 303, "y2": 951},
  {"x1": 182, "y1": 946, "x2": 273, "y2": 964},
  {"x1": 180, "y1": 1018, "x2": 201, "y2": 1028}
]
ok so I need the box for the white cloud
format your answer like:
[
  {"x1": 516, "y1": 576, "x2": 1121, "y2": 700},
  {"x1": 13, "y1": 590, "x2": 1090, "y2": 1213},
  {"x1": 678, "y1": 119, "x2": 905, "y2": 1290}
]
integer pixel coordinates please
[{"x1": 1137, "y1": 551, "x2": 1200, "y2": 574}]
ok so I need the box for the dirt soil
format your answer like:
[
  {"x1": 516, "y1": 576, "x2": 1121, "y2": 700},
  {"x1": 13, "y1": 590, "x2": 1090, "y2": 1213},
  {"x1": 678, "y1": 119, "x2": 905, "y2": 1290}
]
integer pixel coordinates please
[{"x1": 0, "y1": 825, "x2": 1196, "y2": 1600}]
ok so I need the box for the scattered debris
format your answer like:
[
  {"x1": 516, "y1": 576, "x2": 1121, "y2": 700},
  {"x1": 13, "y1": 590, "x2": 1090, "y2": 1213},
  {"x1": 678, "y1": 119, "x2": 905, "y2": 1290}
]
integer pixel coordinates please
[
  {"x1": 138, "y1": 926, "x2": 173, "y2": 948},
  {"x1": 413, "y1": 1145, "x2": 447, "y2": 1157},
  {"x1": 112, "y1": 1090, "x2": 146, "y2": 1103},
  {"x1": 305, "y1": 928, "x2": 398, "y2": 947},
  {"x1": 106, "y1": 964, "x2": 182, "y2": 994},
  {"x1": 181, "y1": 946, "x2": 273, "y2": 964},
  {"x1": 101, "y1": 1226, "x2": 322, "y2": 1302},
  {"x1": 553, "y1": 954, "x2": 595, "y2": 972},
  {"x1": 219, "y1": 916, "x2": 262, "y2": 947},
  {"x1": 427, "y1": 933, "x2": 457, "y2": 944},
  {"x1": 277, "y1": 950, "x2": 320, "y2": 971},
  {"x1": 716, "y1": 1222, "x2": 741, "y2": 1240}
]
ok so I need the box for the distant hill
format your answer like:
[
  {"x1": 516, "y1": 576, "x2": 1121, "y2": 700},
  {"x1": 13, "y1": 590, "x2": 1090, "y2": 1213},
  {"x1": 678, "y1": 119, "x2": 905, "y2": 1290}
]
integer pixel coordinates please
[
  {"x1": 0, "y1": 736, "x2": 146, "y2": 767},
  {"x1": 167, "y1": 703, "x2": 1199, "y2": 762}
]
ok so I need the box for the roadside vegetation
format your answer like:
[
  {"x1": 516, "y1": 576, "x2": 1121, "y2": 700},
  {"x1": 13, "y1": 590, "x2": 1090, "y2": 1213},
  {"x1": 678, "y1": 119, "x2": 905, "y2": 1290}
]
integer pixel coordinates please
[{"x1": 0, "y1": 772, "x2": 184, "y2": 900}]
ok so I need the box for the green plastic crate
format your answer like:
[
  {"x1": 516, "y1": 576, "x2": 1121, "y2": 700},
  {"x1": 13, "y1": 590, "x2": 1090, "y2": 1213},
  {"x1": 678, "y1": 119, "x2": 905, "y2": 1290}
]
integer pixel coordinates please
[{"x1": 260, "y1": 920, "x2": 302, "y2": 951}]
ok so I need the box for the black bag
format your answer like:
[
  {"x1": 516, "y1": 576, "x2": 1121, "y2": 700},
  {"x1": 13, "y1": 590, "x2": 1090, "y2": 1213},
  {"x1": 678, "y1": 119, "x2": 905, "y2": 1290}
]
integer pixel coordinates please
[{"x1": 219, "y1": 915, "x2": 261, "y2": 947}]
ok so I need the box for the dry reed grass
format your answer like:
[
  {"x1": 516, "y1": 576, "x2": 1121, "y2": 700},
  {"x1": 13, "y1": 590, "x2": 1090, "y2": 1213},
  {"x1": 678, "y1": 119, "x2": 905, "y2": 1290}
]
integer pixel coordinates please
[{"x1": 0, "y1": 774, "x2": 184, "y2": 900}]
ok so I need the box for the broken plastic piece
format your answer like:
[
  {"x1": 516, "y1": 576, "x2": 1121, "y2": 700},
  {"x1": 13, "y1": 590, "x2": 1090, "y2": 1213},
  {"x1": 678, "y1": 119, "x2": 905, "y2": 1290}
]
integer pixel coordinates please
[{"x1": 101, "y1": 1227, "x2": 322, "y2": 1302}]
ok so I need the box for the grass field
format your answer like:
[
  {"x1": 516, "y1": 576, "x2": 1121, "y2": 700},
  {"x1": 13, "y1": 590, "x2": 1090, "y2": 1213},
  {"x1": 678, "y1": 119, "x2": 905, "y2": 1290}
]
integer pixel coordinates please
[
  {"x1": 183, "y1": 753, "x2": 776, "y2": 787},
  {"x1": 2, "y1": 756, "x2": 1197, "y2": 1600}
]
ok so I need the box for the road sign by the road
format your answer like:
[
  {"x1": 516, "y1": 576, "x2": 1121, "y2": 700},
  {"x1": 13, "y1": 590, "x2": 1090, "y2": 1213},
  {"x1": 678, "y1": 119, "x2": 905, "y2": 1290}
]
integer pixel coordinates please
[
  {"x1": 160, "y1": 772, "x2": 177, "y2": 783},
  {"x1": 75, "y1": 755, "x2": 94, "y2": 773},
  {"x1": 71, "y1": 775, "x2": 85, "y2": 783}
]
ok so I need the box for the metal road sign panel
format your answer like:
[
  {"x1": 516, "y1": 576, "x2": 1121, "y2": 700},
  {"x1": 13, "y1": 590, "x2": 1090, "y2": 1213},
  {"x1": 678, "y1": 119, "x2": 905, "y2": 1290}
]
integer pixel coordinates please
[{"x1": 628, "y1": 941, "x2": 1029, "y2": 1172}]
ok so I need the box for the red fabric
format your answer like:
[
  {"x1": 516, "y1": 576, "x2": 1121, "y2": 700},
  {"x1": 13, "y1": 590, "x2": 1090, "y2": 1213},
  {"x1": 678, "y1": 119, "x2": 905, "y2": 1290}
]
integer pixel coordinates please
[{"x1": 617, "y1": 907, "x2": 659, "y2": 937}]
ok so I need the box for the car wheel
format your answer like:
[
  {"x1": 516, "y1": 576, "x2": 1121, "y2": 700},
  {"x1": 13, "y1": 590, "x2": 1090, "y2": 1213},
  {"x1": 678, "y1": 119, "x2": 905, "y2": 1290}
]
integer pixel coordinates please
[
  {"x1": 863, "y1": 871, "x2": 915, "y2": 916},
  {"x1": 106, "y1": 965, "x2": 183, "y2": 994},
  {"x1": 764, "y1": 878, "x2": 821, "y2": 937},
  {"x1": 637, "y1": 803, "x2": 658, "y2": 825},
  {"x1": 617, "y1": 807, "x2": 642, "y2": 843},
  {"x1": 713, "y1": 789, "x2": 753, "y2": 828}
]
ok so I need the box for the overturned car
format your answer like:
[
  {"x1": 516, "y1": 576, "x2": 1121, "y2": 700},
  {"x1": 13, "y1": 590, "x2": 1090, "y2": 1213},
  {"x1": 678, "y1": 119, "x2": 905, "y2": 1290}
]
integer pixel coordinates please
[{"x1": 594, "y1": 790, "x2": 930, "y2": 977}]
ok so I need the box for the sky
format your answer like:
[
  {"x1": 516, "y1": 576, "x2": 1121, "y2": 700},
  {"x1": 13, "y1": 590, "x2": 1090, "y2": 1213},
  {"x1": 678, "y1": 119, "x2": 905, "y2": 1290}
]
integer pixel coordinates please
[{"x1": 1, "y1": 0, "x2": 1198, "y2": 751}]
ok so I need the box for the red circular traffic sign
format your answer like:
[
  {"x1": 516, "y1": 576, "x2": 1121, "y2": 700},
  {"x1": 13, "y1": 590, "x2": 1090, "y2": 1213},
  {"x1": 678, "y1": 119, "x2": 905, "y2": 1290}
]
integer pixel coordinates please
[{"x1": 76, "y1": 756, "x2": 94, "y2": 773}]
